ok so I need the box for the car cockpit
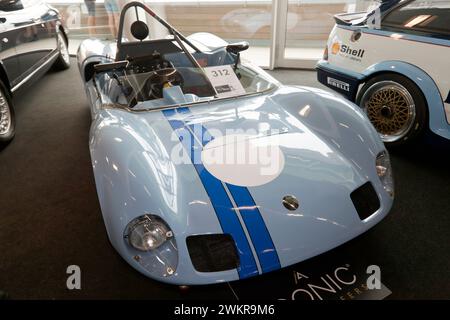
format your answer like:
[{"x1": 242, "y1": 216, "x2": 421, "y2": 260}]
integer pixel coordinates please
[{"x1": 92, "y1": 2, "x2": 273, "y2": 110}]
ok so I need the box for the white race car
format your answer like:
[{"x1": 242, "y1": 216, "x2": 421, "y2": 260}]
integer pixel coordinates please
[{"x1": 317, "y1": 0, "x2": 450, "y2": 147}]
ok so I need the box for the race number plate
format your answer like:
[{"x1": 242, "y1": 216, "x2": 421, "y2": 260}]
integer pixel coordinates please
[{"x1": 204, "y1": 65, "x2": 246, "y2": 98}]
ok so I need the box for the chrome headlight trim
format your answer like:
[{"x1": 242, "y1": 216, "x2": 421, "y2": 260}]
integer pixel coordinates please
[
  {"x1": 124, "y1": 215, "x2": 173, "y2": 251},
  {"x1": 123, "y1": 214, "x2": 178, "y2": 277}
]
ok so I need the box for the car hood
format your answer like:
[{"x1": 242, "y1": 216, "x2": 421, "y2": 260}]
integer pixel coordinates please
[{"x1": 90, "y1": 86, "x2": 390, "y2": 281}]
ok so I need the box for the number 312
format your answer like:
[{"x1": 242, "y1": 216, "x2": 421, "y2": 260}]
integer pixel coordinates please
[{"x1": 211, "y1": 69, "x2": 230, "y2": 77}]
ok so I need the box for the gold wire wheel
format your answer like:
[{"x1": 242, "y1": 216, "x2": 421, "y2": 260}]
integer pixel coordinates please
[
  {"x1": 361, "y1": 81, "x2": 416, "y2": 142},
  {"x1": 0, "y1": 90, "x2": 11, "y2": 136}
]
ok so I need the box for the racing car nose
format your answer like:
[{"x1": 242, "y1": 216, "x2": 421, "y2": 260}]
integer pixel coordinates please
[{"x1": 233, "y1": 132, "x2": 392, "y2": 270}]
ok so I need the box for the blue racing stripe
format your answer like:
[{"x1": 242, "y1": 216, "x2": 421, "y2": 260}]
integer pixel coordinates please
[
  {"x1": 162, "y1": 109, "x2": 259, "y2": 279},
  {"x1": 226, "y1": 184, "x2": 281, "y2": 273},
  {"x1": 179, "y1": 108, "x2": 281, "y2": 274}
]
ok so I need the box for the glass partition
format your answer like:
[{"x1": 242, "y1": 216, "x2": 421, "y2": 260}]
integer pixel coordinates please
[
  {"x1": 49, "y1": 0, "x2": 273, "y2": 67},
  {"x1": 276, "y1": 0, "x2": 379, "y2": 68},
  {"x1": 48, "y1": 0, "x2": 379, "y2": 69}
]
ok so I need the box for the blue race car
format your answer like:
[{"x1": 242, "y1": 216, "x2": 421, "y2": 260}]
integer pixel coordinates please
[
  {"x1": 317, "y1": 0, "x2": 450, "y2": 147},
  {"x1": 77, "y1": 2, "x2": 393, "y2": 285}
]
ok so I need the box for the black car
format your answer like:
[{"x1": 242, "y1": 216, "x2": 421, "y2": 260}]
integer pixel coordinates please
[{"x1": 0, "y1": 0, "x2": 70, "y2": 145}]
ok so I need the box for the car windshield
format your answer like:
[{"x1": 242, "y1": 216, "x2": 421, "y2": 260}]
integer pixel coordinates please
[
  {"x1": 92, "y1": 2, "x2": 278, "y2": 111},
  {"x1": 94, "y1": 56, "x2": 278, "y2": 111}
]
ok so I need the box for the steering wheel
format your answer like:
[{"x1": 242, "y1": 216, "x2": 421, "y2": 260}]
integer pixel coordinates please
[
  {"x1": 126, "y1": 53, "x2": 173, "y2": 74},
  {"x1": 143, "y1": 68, "x2": 184, "y2": 100}
]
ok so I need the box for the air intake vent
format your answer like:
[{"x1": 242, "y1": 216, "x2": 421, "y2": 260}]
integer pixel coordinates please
[
  {"x1": 350, "y1": 182, "x2": 380, "y2": 220},
  {"x1": 186, "y1": 234, "x2": 239, "y2": 272}
]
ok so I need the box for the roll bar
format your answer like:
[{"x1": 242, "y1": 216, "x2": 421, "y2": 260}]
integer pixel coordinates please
[
  {"x1": 116, "y1": 1, "x2": 201, "y2": 53},
  {"x1": 116, "y1": 1, "x2": 218, "y2": 97}
]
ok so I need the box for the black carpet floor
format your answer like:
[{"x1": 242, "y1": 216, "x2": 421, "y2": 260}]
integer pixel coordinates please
[{"x1": 0, "y1": 61, "x2": 449, "y2": 299}]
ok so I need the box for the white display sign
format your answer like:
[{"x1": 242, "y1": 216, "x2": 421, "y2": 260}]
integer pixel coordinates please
[{"x1": 204, "y1": 65, "x2": 246, "y2": 98}]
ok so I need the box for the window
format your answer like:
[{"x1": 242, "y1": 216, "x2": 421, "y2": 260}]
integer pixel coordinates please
[
  {"x1": 382, "y1": 0, "x2": 450, "y2": 37},
  {"x1": 0, "y1": 0, "x2": 24, "y2": 12}
]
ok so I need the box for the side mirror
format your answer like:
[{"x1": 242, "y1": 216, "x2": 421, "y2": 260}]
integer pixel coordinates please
[{"x1": 226, "y1": 41, "x2": 249, "y2": 54}]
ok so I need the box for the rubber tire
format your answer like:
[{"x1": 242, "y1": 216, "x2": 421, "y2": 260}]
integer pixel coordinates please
[
  {"x1": 0, "y1": 80, "x2": 15, "y2": 146},
  {"x1": 53, "y1": 32, "x2": 70, "y2": 70},
  {"x1": 356, "y1": 73, "x2": 428, "y2": 148}
]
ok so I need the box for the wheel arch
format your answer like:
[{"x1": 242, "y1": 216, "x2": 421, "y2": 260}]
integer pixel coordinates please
[
  {"x1": 89, "y1": 113, "x2": 187, "y2": 246},
  {"x1": 56, "y1": 23, "x2": 69, "y2": 46},
  {"x1": 0, "y1": 62, "x2": 11, "y2": 94},
  {"x1": 360, "y1": 61, "x2": 449, "y2": 140}
]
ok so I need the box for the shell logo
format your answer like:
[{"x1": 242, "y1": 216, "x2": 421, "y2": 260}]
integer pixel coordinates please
[{"x1": 331, "y1": 42, "x2": 340, "y2": 54}]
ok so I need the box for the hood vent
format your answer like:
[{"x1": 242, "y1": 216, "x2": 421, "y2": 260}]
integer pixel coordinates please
[
  {"x1": 350, "y1": 182, "x2": 380, "y2": 220},
  {"x1": 186, "y1": 234, "x2": 240, "y2": 272}
]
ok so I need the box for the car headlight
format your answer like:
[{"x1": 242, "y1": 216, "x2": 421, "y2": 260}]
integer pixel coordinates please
[
  {"x1": 125, "y1": 215, "x2": 173, "y2": 251},
  {"x1": 376, "y1": 151, "x2": 394, "y2": 198},
  {"x1": 124, "y1": 215, "x2": 178, "y2": 277}
]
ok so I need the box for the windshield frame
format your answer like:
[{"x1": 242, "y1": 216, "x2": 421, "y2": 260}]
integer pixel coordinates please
[
  {"x1": 92, "y1": 1, "x2": 281, "y2": 113},
  {"x1": 101, "y1": 86, "x2": 278, "y2": 113},
  {"x1": 97, "y1": 63, "x2": 280, "y2": 113}
]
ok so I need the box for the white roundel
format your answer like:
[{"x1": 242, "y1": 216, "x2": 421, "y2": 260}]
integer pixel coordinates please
[{"x1": 201, "y1": 134, "x2": 285, "y2": 187}]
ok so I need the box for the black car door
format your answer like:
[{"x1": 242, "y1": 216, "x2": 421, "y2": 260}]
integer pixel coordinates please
[
  {"x1": 12, "y1": 0, "x2": 57, "y2": 82},
  {"x1": 0, "y1": 0, "x2": 23, "y2": 88}
]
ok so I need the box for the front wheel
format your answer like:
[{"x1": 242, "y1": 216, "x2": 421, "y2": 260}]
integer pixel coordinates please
[
  {"x1": 357, "y1": 74, "x2": 427, "y2": 147},
  {"x1": 53, "y1": 31, "x2": 70, "y2": 70},
  {"x1": 0, "y1": 81, "x2": 15, "y2": 146}
]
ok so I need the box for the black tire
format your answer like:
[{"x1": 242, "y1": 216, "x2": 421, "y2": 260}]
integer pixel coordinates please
[
  {"x1": 53, "y1": 31, "x2": 70, "y2": 70},
  {"x1": 0, "y1": 80, "x2": 15, "y2": 146},
  {"x1": 356, "y1": 73, "x2": 428, "y2": 148}
]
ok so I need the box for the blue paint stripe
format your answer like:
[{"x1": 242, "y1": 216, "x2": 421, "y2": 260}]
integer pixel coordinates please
[
  {"x1": 162, "y1": 109, "x2": 258, "y2": 279},
  {"x1": 184, "y1": 110, "x2": 281, "y2": 274},
  {"x1": 226, "y1": 184, "x2": 281, "y2": 273},
  {"x1": 177, "y1": 107, "x2": 190, "y2": 114}
]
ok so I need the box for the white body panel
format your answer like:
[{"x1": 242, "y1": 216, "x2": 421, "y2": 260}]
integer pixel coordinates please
[{"x1": 327, "y1": 25, "x2": 450, "y2": 121}]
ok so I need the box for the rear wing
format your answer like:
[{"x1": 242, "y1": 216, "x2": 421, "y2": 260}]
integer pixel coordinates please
[
  {"x1": 333, "y1": 0, "x2": 404, "y2": 26},
  {"x1": 333, "y1": 12, "x2": 370, "y2": 26}
]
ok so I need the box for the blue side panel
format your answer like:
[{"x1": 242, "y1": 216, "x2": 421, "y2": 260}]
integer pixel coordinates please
[
  {"x1": 162, "y1": 109, "x2": 259, "y2": 279},
  {"x1": 226, "y1": 184, "x2": 281, "y2": 273}
]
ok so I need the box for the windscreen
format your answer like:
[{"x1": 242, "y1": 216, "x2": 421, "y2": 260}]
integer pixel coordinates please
[{"x1": 94, "y1": 52, "x2": 278, "y2": 110}]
